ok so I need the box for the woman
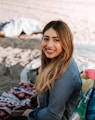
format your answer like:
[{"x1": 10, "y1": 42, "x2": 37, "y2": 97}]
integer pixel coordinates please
[{"x1": 25, "y1": 20, "x2": 82, "y2": 120}]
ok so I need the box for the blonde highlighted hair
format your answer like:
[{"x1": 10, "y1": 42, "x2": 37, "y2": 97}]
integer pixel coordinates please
[{"x1": 36, "y1": 20, "x2": 74, "y2": 93}]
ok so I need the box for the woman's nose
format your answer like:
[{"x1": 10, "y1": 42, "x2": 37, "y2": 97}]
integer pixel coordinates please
[{"x1": 47, "y1": 40, "x2": 54, "y2": 47}]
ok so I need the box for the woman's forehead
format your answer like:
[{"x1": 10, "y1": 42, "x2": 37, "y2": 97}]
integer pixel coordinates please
[{"x1": 43, "y1": 28, "x2": 59, "y2": 37}]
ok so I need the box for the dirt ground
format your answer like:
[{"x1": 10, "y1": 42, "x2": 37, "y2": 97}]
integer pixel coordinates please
[{"x1": 0, "y1": 0, "x2": 95, "y2": 94}]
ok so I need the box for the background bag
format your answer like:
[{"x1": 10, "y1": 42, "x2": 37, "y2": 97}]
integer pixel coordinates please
[{"x1": 70, "y1": 86, "x2": 93, "y2": 120}]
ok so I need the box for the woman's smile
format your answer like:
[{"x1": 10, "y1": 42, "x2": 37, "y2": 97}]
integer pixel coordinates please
[{"x1": 46, "y1": 48, "x2": 55, "y2": 54}]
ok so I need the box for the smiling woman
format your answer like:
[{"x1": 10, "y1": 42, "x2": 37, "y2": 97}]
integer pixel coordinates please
[{"x1": 26, "y1": 20, "x2": 82, "y2": 120}]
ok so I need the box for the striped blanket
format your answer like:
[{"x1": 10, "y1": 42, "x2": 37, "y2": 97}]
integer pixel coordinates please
[{"x1": 0, "y1": 82, "x2": 35, "y2": 120}]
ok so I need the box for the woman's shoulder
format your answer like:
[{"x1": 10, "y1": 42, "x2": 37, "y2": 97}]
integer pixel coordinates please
[
  {"x1": 67, "y1": 59, "x2": 80, "y2": 76},
  {"x1": 68, "y1": 59, "x2": 82, "y2": 87},
  {"x1": 64, "y1": 59, "x2": 82, "y2": 84},
  {"x1": 57, "y1": 59, "x2": 79, "y2": 82}
]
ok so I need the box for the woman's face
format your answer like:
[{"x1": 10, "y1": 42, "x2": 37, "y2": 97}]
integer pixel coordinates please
[{"x1": 42, "y1": 28, "x2": 63, "y2": 59}]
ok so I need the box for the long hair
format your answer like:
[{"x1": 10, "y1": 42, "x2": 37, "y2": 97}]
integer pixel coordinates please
[{"x1": 36, "y1": 20, "x2": 74, "y2": 93}]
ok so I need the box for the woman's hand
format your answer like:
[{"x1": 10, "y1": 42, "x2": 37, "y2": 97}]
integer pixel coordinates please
[{"x1": 22, "y1": 109, "x2": 33, "y2": 116}]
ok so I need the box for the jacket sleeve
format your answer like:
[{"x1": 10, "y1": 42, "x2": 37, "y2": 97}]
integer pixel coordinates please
[{"x1": 28, "y1": 70, "x2": 76, "y2": 120}]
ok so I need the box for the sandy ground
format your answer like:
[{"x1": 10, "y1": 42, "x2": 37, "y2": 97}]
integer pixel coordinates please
[{"x1": 0, "y1": 0, "x2": 95, "y2": 94}]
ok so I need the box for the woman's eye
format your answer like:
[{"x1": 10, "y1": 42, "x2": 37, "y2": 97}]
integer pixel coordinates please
[
  {"x1": 54, "y1": 39, "x2": 59, "y2": 42},
  {"x1": 43, "y1": 38, "x2": 48, "y2": 41}
]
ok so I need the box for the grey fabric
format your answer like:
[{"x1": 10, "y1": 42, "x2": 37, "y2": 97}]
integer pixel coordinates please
[
  {"x1": 27, "y1": 69, "x2": 38, "y2": 84},
  {"x1": 1, "y1": 18, "x2": 42, "y2": 37},
  {"x1": 20, "y1": 57, "x2": 41, "y2": 84},
  {"x1": 28, "y1": 59, "x2": 82, "y2": 120}
]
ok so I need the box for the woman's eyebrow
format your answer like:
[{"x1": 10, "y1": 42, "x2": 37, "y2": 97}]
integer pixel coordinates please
[
  {"x1": 43, "y1": 35, "x2": 48, "y2": 37},
  {"x1": 43, "y1": 35, "x2": 59, "y2": 38},
  {"x1": 53, "y1": 36, "x2": 59, "y2": 38}
]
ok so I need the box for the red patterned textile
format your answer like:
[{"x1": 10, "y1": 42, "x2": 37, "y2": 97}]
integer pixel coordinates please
[{"x1": 0, "y1": 82, "x2": 35, "y2": 120}]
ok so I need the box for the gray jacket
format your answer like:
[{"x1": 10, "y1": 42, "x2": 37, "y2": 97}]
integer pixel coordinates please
[{"x1": 28, "y1": 59, "x2": 82, "y2": 120}]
